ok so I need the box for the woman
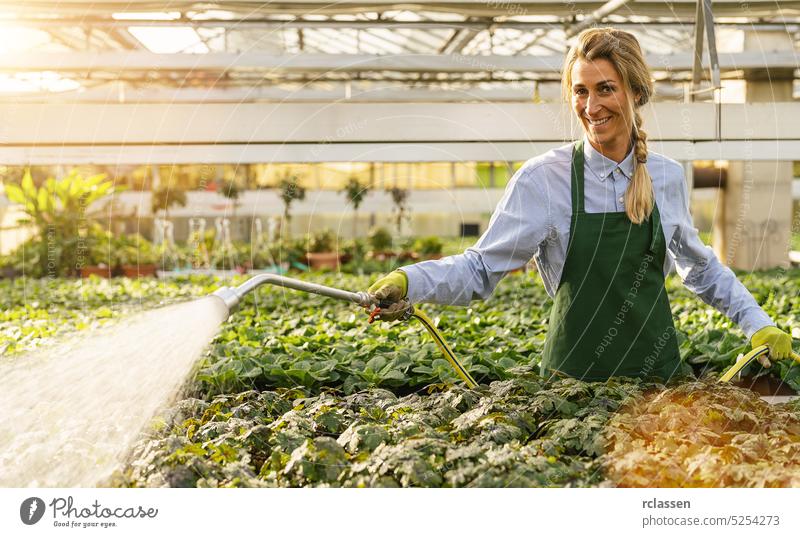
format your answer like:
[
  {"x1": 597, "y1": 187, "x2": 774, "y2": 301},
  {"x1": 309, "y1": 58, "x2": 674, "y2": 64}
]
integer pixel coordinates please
[{"x1": 367, "y1": 28, "x2": 793, "y2": 381}]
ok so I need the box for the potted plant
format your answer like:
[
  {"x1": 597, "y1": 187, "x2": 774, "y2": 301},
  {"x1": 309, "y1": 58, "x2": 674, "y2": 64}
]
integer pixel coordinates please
[
  {"x1": 278, "y1": 174, "x2": 306, "y2": 238},
  {"x1": 156, "y1": 242, "x2": 190, "y2": 272},
  {"x1": 151, "y1": 185, "x2": 187, "y2": 220},
  {"x1": 268, "y1": 238, "x2": 307, "y2": 272},
  {"x1": 116, "y1": 234, "x2": 159, "y2": 278},
  {"x1": 340, "y1": 237, "x2": 366, "y2": 265},
  {"x1": 0, "y1": 252, "x2": 19, "y2": 279},
  {"x1": 4, "y1": 169, "x2": 120, "y2": 277},
  {"x1": 210, "y1": 243, "x2": 240, "y2": 272},
  {"x1": 218, "y1": 178, "x2": 242, "y2": 237},
  {"x1": 388, "y1": 187, "x2": 410, "y2": 236},
  {"x1": 367, "y1": 226, "x2": 395, "y2": 261},
  {"x1": 412, "y1": 236, "x2": 444, "y2": 260},
  {"x1": 233, "y1": 242, "x2": 251, "y2": 274},
  {"x1": 80, "y1": 227, "x2": 113, "y2": 278},
  {"x1": 305, "y1": 229, "x2": 341, "y2": 270},
  {"x1": 0, "y1": 240, "x2": 43, "y2": 278},
  {"x1": 341, "y1": 176, "x2": 369, "y2": 240}
]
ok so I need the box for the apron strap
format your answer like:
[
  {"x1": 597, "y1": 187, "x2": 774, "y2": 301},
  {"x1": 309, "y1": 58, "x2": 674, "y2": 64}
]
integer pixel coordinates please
[
  {"x1": 649, "y1": 198, "x2": 661, "y2": 254},
  {"x1": 571, "y1": 140, "x2": 585, "y2": 215},
  {"x1": 567, "y1": 140, "x2": 585, "y2": 254}
]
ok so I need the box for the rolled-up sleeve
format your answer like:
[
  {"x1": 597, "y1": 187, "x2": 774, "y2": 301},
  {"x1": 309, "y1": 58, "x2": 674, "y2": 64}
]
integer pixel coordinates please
[
  {"x1": 402, "y1": 164, "x2": 551, "y2": 306},
  {"x1": 667, "y1": 167, "x2": 775, "y2": 340}
]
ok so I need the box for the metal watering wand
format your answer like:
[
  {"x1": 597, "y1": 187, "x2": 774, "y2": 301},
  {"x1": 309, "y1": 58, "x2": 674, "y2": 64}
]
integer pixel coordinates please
[{"x1": 210, "y1": 274, "x2": 478, "y2": 389}]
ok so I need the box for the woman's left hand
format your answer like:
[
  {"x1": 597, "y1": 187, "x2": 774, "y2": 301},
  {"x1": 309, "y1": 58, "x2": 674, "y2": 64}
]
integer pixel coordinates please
[{"x1": 750, "y1": 326, "x2": 793, "y2": 367}]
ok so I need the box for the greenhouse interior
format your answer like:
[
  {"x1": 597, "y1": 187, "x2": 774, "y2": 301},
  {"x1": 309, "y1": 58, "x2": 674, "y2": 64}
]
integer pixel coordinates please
[{"x1": 3, "y1": 0, "x2": 800, "y2": 501}]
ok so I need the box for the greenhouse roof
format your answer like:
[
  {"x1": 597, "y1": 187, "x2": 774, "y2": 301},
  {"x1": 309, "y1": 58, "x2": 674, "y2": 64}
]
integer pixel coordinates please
[{"x1": 0, "y1": 0, "x2": 797, "y2": 102}]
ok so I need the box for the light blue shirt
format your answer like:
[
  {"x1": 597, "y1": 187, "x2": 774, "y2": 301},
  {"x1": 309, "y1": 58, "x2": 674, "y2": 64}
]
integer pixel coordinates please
[{"x1": 401, "y1": 137, "x2": 775, "y2": 340}]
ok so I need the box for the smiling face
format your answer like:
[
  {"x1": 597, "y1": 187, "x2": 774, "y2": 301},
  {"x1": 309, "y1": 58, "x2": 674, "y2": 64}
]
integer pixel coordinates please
[{"x1": 570, "y1": 57, "x2": 637, "y2": 161}]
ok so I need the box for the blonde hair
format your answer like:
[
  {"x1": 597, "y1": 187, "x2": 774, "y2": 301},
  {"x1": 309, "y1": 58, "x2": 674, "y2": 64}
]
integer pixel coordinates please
[{"x1": 561, "y1": 28, "x2": 655, "y2": 225}]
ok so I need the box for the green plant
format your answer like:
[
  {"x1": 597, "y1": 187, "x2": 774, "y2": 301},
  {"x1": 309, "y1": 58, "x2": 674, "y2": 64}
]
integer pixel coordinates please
[
  {"x1": 388, "y1": 187, "x2": 409, "y2": 235},
  {"x1": 341, "y1": 238, "x2": 366, "y2": 260},
  {"x1": 268, "y1": 238, "x2": 306, "y2": 268},
  {"x1": 413, "y1": 236, "x2": 444, "y2": 256},
  {"x1": 156, "y1": 243, "x2": 192, "y2": 271},
  {"x1": 0, "y1": 238, "x2": 53, "y2": 277},
  {"x1": 6, "y1": 269, "x2": 800, "y2": 489},
  {"x1": 342, "y1": 176, "x2": 370, "y2": 239},
  {"x1": 112, "y1": 234, "x2": 159, "y2": 266},
  {"x1": 218, "y1": 179, "x2": 241, "y2": 219},
  {"x1": 278, "y1": 174, "x2": 306, "y2": 233},
  {"x1": 306, "y1": 229, "x2": 339, "y2": 253},
  {"x1": 4, "y1": 169, "x2": 120, "y2": 276},
  {"x1": 118, "y1": 368, "x2": 651, "y2": 488},
  {"x1": 84, "y1": 224, "x2": 115, "y2": 267},
  {"x1": 150, "y1": 186, "x2": 187, "y2": 219},
  {"x1": 368, "y1": 226, "x2": 393, "y2": 252},
  {"x1": 187, "y1": 229, "x2": 215, "y2": 269},
  {"x1": 210, "y1": 245, "x2": 239, "y2": 270}
]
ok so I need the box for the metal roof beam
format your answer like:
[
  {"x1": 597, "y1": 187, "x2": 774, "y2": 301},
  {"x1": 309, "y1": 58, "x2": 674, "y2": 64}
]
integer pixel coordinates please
[
  {"x1": 9, "y1": 1, "x2": 800, "y2": 19},
  {"x1": 565, "y1": 0, "x2": 633, "y2": 39},
  {"x1": 6, "y1": 17, "x2": 800, "y2": 31}
]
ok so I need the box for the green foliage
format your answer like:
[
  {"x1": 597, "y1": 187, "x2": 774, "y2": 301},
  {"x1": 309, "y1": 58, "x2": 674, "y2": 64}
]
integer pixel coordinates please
[
  {"x1": 412, "y1": 236, "x2": 443, "y2": 256},
  {"x1": 115, "y1": 369, "x2": 658, "y2": 488},
  {"x1": 6, "y1": 268, "x2": 800, "y2": 488},
  {"x1": 151, "y1": 186, "x2": 187, "y2": 218},
  {"x1": 112, "y1": 233, "x2": 159, "y2": 266},
  {"x1": 342, "y1": 177, "x2": 370, "y2": 239},
  {"x1": 367, "y1": 226, "x2": 393, "y2": 252},
  {"x1": 387, "y1": 187, "x2": 409, "y2": 234},
  {"x1": 305, "y1": 229, "x2": 339, "y2": 254},
  {"x1": 342, "y1": 177, "x2": 369, "y2": 212},
  {"x1": 4, "y1": 169, "x2": 120, "y2": 276},
  {"x1": 218, "y1": 179, "x2": 240, "y2": 202},
  {"x1": 278, "y1": 175, "x2": 306, "y2": 225}
]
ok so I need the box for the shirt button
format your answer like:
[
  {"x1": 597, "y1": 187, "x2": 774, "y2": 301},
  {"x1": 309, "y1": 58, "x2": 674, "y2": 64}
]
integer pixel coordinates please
[{"x1": 618, "y1": 196, "x2": 624, "y2": 204}]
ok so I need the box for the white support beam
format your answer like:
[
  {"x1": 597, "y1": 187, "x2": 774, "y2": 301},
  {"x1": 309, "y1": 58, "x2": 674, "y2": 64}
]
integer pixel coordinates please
[
  {"x1": 0, "y1": 51, "x2": 796, "y2": 74},
  {"x1": 0, "y1": 85, "x2": 546, "y2": 103},
  {"x1": 0, "y1": 103, "x2": 798, "y2": 164},
  {"x1": 0, "y1": 81, "x2": 688, "y2": 103},
  {"x1": 6, "y1": 141, "x2": 800, "y2": 166},
  {"x1": 8, "y1": 140, "x2": 800, "y2": 166},
  {"x1": 0, "y1": 102, "x2": 732, "y2": 145}
]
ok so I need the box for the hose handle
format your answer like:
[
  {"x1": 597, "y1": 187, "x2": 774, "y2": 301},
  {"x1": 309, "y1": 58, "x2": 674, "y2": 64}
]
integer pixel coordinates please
[{"x1": 366, "y1": 297, "x2": 414, "y2": 323}]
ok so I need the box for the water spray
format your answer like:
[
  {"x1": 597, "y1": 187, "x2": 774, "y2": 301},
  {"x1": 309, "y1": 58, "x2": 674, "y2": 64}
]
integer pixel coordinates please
[{"x1": 210, "y1": 274, "x2": 478, "y2": 388}]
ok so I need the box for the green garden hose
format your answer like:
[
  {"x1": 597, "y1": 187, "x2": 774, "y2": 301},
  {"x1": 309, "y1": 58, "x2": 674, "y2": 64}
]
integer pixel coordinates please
[
  {"x1": 410, "y1": 306, "x2": 478, "y2": 389},
  {"x1": 719, "y1": 345, "x2": 800, "y2": 383}
]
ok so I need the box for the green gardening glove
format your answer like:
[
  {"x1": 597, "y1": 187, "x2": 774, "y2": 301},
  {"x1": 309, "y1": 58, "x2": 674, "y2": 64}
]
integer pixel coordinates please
[
  {"x1": 750, "y1": 326, "x2": 793, "y2": 368},
  {"x1": 367, "y1": 270, "x2": 409, "y2": 322}
]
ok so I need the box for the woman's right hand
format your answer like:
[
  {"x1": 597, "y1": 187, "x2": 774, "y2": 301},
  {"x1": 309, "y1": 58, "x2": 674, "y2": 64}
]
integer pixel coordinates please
[{"x1": 367, "y1": 270, "x2": 409, "y2": 322}]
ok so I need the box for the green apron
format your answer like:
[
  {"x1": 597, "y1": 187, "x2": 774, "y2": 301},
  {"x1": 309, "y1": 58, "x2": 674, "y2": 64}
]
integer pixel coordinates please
[{"x1": 540, "y1": 141, "x2": 681, "y2": 381}]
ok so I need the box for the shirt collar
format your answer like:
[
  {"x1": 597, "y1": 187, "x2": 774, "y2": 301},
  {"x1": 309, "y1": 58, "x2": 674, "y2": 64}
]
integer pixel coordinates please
[{"x1": 582, "y1": 135, "x2": 635, "y2": 182}]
